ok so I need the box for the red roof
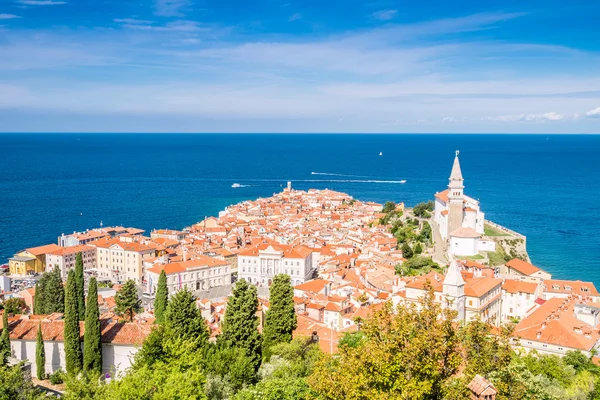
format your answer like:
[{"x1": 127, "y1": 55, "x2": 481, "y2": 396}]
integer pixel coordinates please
[{"x1": 506, "y1": 258, "x2": 540, "y2": 276}]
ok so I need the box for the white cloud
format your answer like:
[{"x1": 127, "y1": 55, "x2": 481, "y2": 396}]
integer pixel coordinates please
[
  {"x1": 17, "y1": 0, "x2": 66, "y2": 4},
  {"x1": 488, "y1": 112, "x2": 570, "y2": 122},
  {"x1": 117, "y1": 19, "x2": 203, "y2": 32},
  {"x1": 0, "y1": 14, "x2": 21, "y2": 19},
  {"x1": 586, "y1": 107, "x2": 600, "y2": 118},
  {"x1": 288, "y1": 13, "x2": 302, "y2": 22},
  {"x1": 155, "y1": 0, "x2": 189, "y2": 17},
  {"x1": 371, "y1": 9, "x2": 397, "y2": 21}
]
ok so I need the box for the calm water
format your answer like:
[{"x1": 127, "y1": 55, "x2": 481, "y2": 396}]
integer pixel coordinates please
[{"x1": 1, "y1": 134, "x2": 599, "y2": 285}]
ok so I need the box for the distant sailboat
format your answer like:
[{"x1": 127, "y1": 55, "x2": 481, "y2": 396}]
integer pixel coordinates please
[{"x1": 379, "y1": 152, "x2": 383, "y2": 156}]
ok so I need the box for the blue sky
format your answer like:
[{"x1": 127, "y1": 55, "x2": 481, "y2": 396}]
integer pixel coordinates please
[{"x1": 1, "y1": 0, "x2": 600, "y2": 133}]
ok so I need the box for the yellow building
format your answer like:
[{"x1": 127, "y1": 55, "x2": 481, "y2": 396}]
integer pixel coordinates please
[{"x1": 9, "y1": 244, "x2": 62, "y2": 275}]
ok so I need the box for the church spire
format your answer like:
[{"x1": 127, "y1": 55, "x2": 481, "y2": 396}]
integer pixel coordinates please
[
  {"x1": 448, "y1": 150, "x2": 464, "y2": 189},
  {"x1": 443, "y1": 260, "x2": 465, "y2": 287}
]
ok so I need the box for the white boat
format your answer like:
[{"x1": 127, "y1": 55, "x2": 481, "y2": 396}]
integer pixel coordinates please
[
  {"x1": 231, "y1": 183, "x2": 242, "y2": 188},
  {"x1": 379, "y1": 152, "x2": 383, "y2": 156},
  {"x1": 400, "y1": 180, "x2": 407, "y2": 184}
]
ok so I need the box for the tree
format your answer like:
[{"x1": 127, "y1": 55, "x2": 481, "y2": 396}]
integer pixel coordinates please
[
  {"x1": 33, "y1": 282, "x2": 42, "y2": 315},
  {"x1": 382, "y1": 201, "x2": 396, "y2": 214},
  {"x1": 43, "y1": 266, "x2": 65, "y2": 314},
  {"x1": 414, "y1": 242, "x2": 423, "y2": 255},
  {"x1": 413, "y1": 201, "x2": 434, "y2": 218},
  {"x1": 401, "y1": 242, "x2": 413, "y2": 259},
  {"x1": 308, "y1": 283, "x2": 462, "y2": 399},
  {"x1": 262, "y1": 274, "x2": 297, "y2": 360},
  {"x1": 64, "y1": 269, "x2": 83, "y2": 375},
  {"x1": 84, "y1": 277, "x2": 102, "y2": 375},
  {"x1": 75, "y1": 252, "x2": 86, "y2": 321},
  {"x1": 220, "y1": 280, "x2": 262, "y2": 370},
  {"x1": 36, "y1": 322, "x2": 46, "y2": 380},
  {"x1": 154, "y1": 270, "x2": 168, "y2": 324},
  {"x1": 338, "y1": 331, "x2": 366, "y2": 349},
  {"x1": 0, "y1": 310, "x2": 10, "y2": 364},
  {"x1": 419, "y1": 221, "x2": 432, "y2": 243},
  {"x1": 115, "y1": 280, "x2": 141, "y2": 323},
  {"x1": 0, "y1": 364, "x2": 46, "y2": 399},
  {"x1": 164, "y1": 287, "x2": 208, "y2": 345},
  {"x1": 2, "y1": 298, "x2": 26, "y2": 315}
]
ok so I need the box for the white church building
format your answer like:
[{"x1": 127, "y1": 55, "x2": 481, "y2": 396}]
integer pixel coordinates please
[{"x1": 434, "y1": 151, "x2": 494, "y2": 257}]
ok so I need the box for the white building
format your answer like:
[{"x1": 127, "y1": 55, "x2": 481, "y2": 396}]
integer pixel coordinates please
[
  {"x1": 45, "y1": 244, "x2": 97, "y2": 279},
  {"x1": 434, "y1": 151, "x2": 487, "y2": 257},
  {"x1": 238, "y1": 243, "x2": 316, "y2": 286},
  {"x1": 501, "y1": 280, "x2": 541, "y2": 322},
  {"x1": 5, "y1": 317, "x2": 151, "y2": 376},
  {"x1": 89, "y1": 237, "x2": 156, "y2": 284},
  {"x1": 145, "y1": 255, "x2": 232, "y2": 295}
]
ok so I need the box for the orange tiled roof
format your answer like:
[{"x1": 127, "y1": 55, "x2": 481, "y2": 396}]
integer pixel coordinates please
[
  {"x1": 506, "y1": 258, "x2": 540, "y2": 276},
  {"x1": 434, "y1": 189, "x2": 449, "y2": 203},
  {"x1": 503, "y1": 280, "x2": 539, "y2": 294},
  {"x1": 24, "y1": 244, "x2": 62, "y2": 256}
]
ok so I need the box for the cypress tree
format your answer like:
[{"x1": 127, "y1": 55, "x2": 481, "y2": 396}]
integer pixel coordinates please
[
  {"x1": 164, "y1": 287, "x2": 208, "y2": 344},
  {"x1": 154, "y1": 270, "x2": 168, "y2": 324},
  {"x1": 0, "y1": 310, "x2": 10, "y2": 364},
  {"x1": 115, "y1": 280, "x2": 141, "y2": 322},
  {"x1": 44, "y1": 266, "x2": 65, "y2": 314},
  {"x1": 75, "y1": 252, "x2": 86, "y2": 321},
  {"x1": 33, "y1": 282, "x2": 41, "y2": 315},
  {"x1": 36, "y1": 322, "x2": 45, "y2": 380},
  {"x1": 83, "y1": 277, "x2": 102, "y2": 375},
  {"x1": 262, "y1": 274, "x2": 297, "y2": 360},
  {"x1": 64, "y1": 269, "x2": 82, "y2": 375},
  {"x1": 220, "y1": 279, "x2": 262, "y2": 370}
]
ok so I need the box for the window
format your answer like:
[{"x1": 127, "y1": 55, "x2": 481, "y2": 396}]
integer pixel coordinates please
[{"x1": 468, "y1": 300, "x2": 472, "y2": 306}]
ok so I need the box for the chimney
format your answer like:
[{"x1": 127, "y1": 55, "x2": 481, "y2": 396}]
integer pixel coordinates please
[
  {"x1": 536, "y1": 331, "x2": 542, "y2": 340},
  {"x1": 541, "y1": 321, "x2": 546, "y2": 329}
]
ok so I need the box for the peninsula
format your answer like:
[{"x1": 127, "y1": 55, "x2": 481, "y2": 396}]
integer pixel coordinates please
[{"x1": 1, "y1": 151, "x2": 599, "y2": 399}]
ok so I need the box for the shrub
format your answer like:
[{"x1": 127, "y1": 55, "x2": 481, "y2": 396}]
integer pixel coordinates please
[{"x1": 49, "y1": 369, "x2": 66, "y2": 385}]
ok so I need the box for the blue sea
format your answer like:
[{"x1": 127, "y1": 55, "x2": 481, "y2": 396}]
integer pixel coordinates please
[{"x1": 1, "y1": 134, "x2": 599, "y2": 286}]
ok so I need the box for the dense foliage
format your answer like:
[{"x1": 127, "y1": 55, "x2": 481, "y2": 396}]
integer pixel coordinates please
[
  {"x1": 35, "y1": 266, "x2": 65, "y2": 315},
  {"x1": 115, "y1": 279, "x2": 141, "y2": 322},
  {"x1": 413, "y1": 200, "x2": 434, "y2": 218},
  {"x1": 35, "y1": 322, "x2": 45, "y2": 380},
  {"x1": 220, "y1": 279, "x2": 262, "y2": 371},
  {"x1": 262, "y1": 274, "x2": 297, "y2": 360},
  {"x1": 75, "y1": 252, "x2": 86, "y2": 321},
  {"x1": 1, "y1": 298, "x2": 26, "y2": 315},
  {"x1": 153, "y1": 270, "x2": 168, "y2": 324},
  {"x1": 58, "y1": 278, "x2": 600, "y2": 400},
  {"x1": 84, "y1": 277, "x2": 102, "y2": 375},
  {"x1": 0, "y1": 364, "x2": 46, "y2": 399},
  {"x1": 0, "y1": 311, "x2": 10, "y2": 364},
  {"x1": 64, "y1": 269, "x2": 83, "y2": 375}
]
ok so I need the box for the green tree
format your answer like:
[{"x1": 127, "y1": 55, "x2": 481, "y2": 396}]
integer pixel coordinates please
[
  {"x1": 414, "y1": 242, "x2": 423, "y2": 255},
  {"x1": 164, "y1": 287, "x2": 208, "y2": 345},
  {"x1": 64, "y1": 269, "x2": 83, "y2": 375},
  {"x1": 0, "y1": 364, "x2": 46, "y2": 399},
  {"x1": 36, "y1": 322, "x2": 45, "y2": 380},
  {"x1": 401, "y1": 242, "x2": 414, "y2": 259},
  {"x1": 33, "y1": 282, "x2": 42, "y2": 315},
  {"x1": 262, "y1": 274, "x2": 297, "y2": 360},
  {"x1": 75, "y1": 252, "x2": 86, "y2": 321},
  {"x1": 413, "y1": 201, "x2": 434, "y2": 218},
  {"x1": 2, "y1": 298, "x2": 26, "y2": 315},
  {"x1": 338, "y1": 331, "x2": 366, "y2": 349},
  {"x1": 382, "y1": 201, "x2": 396, "y2": 214},
  {"x1": 115, "y1": 280, "x2": 141, "y2": 323},
  {"x1": 43, "y1": 266, "x2": 65, "y2": 314},
  {"x1": 419, "y1": 221, "x2": 432, "y2": 243},
  {"x1": 153, "y1": 270, "x2": 168, "y2": 324},
  {"x1": 220, "y1": 279, "x2": 262, "y2": 370},
  {"x1": 308, "y1": 283, "x2": 462, "y2": 399},
  {"x1": 84, "y1": 277, "x2": 102, "y2": 375},
  {"x1": 0, "y1": 310, "x2": 10, "y2": 364}
]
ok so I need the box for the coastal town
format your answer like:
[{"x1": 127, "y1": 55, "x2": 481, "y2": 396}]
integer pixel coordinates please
[{"x1": 1, "y1": 151, "x2": 599, "y2": 397}]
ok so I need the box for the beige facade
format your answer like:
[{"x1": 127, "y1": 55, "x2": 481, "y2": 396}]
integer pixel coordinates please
[
  {"x1": 46, "y1": 245, "x2": 97, "y2": 278},
  {"x1": 90, "y1": 238, "x2": 156, "y2": 284}
]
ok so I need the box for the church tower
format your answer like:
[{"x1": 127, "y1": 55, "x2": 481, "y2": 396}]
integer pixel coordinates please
[
  {"x1": 443, "y1": 260, "x2": 465, "y2": 321},
  {"x1": 447, "y1": 150, "x2": 465, "y2": 236}
]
